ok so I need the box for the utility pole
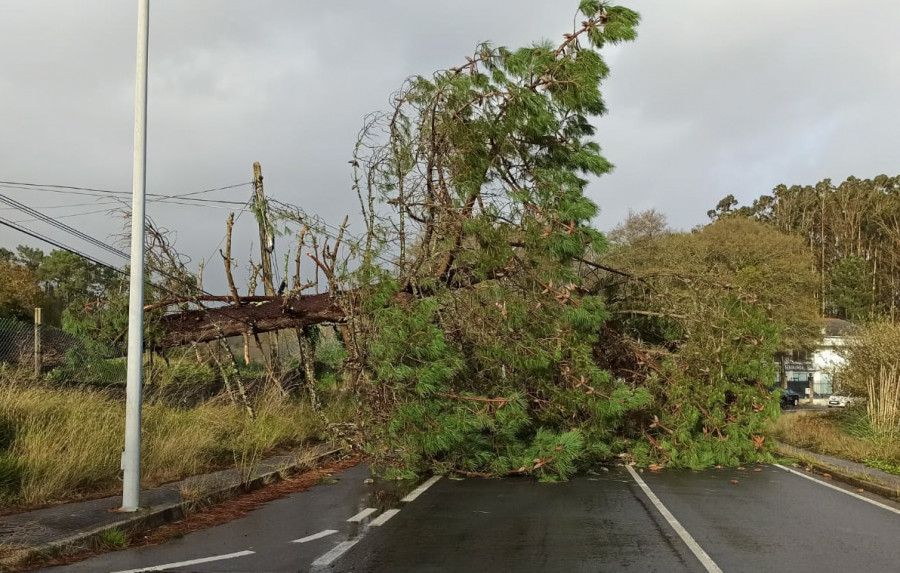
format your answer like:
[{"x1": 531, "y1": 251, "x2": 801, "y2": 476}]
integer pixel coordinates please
[
  {"x1": 121, "y1": 0, "x2": 150, "y2": 513},
  {"x1": 253, "y1": 162, "x2": 279, "y2": 367},
  {"x1": 253, "y1": 162, "x2": 276, "y2": 297}
]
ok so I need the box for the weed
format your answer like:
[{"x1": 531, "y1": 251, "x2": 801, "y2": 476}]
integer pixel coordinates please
[
  {"x1": 96, "y1": 528, "x2": 128, "y2": 550},
  {"x1": 316, "y1": 474, "x2": 338, "y2": 485},
  {"x1": 177, "y1": 480, "x2": 209, "y2": 502},
  {"x1": 865, "y1": 458, "x2": 900, "y2": 476}
]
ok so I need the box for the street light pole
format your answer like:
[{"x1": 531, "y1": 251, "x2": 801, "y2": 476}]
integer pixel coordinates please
[{"x1": 121, "y1": 0, "x2": 150, "y2": 512}]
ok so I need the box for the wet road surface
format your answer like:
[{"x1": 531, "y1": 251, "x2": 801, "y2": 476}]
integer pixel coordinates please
[{"x1": 42, "y1": 463, "x2": 900, "y2": 572}]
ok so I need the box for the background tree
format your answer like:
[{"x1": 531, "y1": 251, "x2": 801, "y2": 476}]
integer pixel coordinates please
[
  {"x1": 829, "y1": 256, "x2": 873, "y2": 322},
  {"x1": 14, "y1": 245, "x2": 44, "y2": 272},
  {"x1": 0, "y1": 261, "x2": 42, "y2": 321},
  {"x1": 607, "y1": 208, "x2": 670, "y2": 246},
  {"x1": 714, "y1": 174, "x2": 900, "y2": 322},
  {"x1": 594, "y1": 218, "x2": 820, "y2": 466}
]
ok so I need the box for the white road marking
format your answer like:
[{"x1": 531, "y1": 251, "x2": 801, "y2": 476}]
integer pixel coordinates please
[
  {"x1": 292, "y1": 529, "x2": 338, "y2": 543},
  {"x1": 311, "y1": 475, "x2": 439, "y2": 568},
  {"x1": 775, "y1": 464, "x2": 900, "y2": 516},
  {"x1": 311, "y1": 539, "x2": 360, "y2": 567},
  {"x1": 401, "y1": 475, "x2": 442, "y2": 503},
  {"x1": 109, "y1": 550, "x2": 255, "y2": 573},
  {"x1": 626, "y1": 466, "x2": 724, "y2": 573},
  {"x1": 369, "y1": 508, "x2": 400, "y2": 526},
  {"x1": 347, "y1": 507, "x2": 379, "y2": 522}
]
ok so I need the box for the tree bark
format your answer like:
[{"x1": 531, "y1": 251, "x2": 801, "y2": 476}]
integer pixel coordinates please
[{"x1": 155, "y1": 293, "x2": 344, "y2": 348}]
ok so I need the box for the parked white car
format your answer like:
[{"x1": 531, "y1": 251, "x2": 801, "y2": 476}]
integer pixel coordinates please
[{"x1": 827, "y1": 392, "x2": 859, "y2": 407}]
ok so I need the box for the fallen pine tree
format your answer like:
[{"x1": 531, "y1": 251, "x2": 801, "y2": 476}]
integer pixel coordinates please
[{"x1": 147, "y1": 1, "x2": 820, "y2": 479}]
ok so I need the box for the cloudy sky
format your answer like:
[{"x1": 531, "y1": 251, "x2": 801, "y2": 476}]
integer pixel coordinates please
[{"x1": 1, "y1": 0, "x2": 899, "y2": 292}]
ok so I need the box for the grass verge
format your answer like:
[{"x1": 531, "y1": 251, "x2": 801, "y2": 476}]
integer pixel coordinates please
[
  {"x1": 0, "y1": 380, "x2": 328, "y2": 509},
  {"x1": 769, "y1": 407, "x2": 900, "y2": 475}
]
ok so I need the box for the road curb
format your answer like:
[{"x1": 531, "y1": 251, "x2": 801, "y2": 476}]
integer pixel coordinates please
[
  {"x1": 1, "y1": 445, "x2": 344, "y2": 571},
  {"x1": 775, "y1": 442, "x2": 900, "y2": 503}
]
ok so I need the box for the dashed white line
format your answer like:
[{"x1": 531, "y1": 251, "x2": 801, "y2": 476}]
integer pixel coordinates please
[
  {"x1": 109, "y1": 550, "x2": 255, "y2": 573},
  {"x1": 311, "y1": 539, "x2": 360, "y2": 567},
  {"x1": 292, "y1": 529, "x2": 338, "y2": 543},
  {"x1": 347, "y1": 507, "x2": 379, "y2": 522},
  {"x1": 775, "y1": 463, "x2": 900, "y2": 516},
  {"x1": 626, "y1": 465, "x2": 724, "y2": 573},
  {"x1": 311, "y1": 475, "x2": 440, "y2": 568},
  {"x1": 401, "y1": 475, "x2": 442, "y2": 502},
  {"x1": 369, "y1": 508, "x2": 401, "y2": 526}
]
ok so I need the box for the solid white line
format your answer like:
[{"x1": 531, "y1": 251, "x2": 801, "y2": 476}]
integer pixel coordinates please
[
  {"x1": 626, "y1": 466, "x2": 724, "y2": 573},
  {"x1": 401, "y1": 475, "x2": 442, "y2": 503},
  {"x1": 292, "y1": 529, "x2": 338, "y2": 543},
  {"x1": 774, "y1": 464, "x2": 900, "y2": 516},
  {"x1": 369, "y1": 508, "x2": 401, "y2": 526},
  {"x1": 110, "y1": 550, "x2": 255, "y2": 573},
  {"x1": 347, "y1": 507, "x2": 379, "y2": 522},
  {"x1": 311, "y1": 539, "x2": 360, "y2": 567}
]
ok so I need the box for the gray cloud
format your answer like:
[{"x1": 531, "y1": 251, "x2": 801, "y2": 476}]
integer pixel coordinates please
[{"x1": 2, "y1": 0, "x2": 899, "y2": 292}]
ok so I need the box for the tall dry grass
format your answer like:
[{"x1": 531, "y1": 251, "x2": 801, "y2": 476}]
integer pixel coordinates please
[
  {"x1": 770, "y1": 409, "x2": 900, "y2": 473},
  {"x1": 0, "y1": 380, "x2": 324, "y2": 508},
  {"x1": 841, "y1": 322, "x2": 900, "y2": 437}
]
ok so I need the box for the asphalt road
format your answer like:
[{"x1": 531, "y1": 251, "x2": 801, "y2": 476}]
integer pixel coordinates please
[{"x1": 42, "y1": 462, "x2": 900, "y2": 573}]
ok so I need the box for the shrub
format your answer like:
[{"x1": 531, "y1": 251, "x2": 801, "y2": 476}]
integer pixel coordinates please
[{"x1": 841, "y1": 322, "x2": 900, "y2": 436}]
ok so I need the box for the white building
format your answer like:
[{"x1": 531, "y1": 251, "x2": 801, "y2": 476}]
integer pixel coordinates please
[{"x1": 775, "y1": 318, "x2": 856, "y2": 402}]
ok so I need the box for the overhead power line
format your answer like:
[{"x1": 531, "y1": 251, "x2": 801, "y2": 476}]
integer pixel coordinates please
[
  {"x1": 0, "y1": 180, "x2": 251, "y2": 198},
  {"x1": 0, "y1": 214, "x2": 127, "y2": 278},
  {"x1": 0, "y1": 194, "x2": 216, "y2": 297},
  {"x1": 0, "y1": 181, "x2": 253, "y2": 209},
  {"x1": 0, "y1": 193, "x2": 129, "y2": 260},
  {"x1": 10, "y1": 206, "x2": 121, "y2": 224}
]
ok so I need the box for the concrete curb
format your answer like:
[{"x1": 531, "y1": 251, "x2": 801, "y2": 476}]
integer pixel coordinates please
[
  {"x1": 0, "y1": 445, "x2": 344, "y2": 570},
  {"x1": 775, "y1": 441, "x2": 900, "y2": 502}
]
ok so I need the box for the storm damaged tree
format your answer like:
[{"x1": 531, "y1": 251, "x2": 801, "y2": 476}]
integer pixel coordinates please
[
  {"x1": 146, "y1": 1, "x2": 821, "y2": 475},
  {"x1": 340, "y1": 1, "x2": 645, "y2": 479}
]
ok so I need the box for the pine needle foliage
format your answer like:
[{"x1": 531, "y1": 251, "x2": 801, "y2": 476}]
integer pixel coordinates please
[{"x1": 350, "y1": 2, "x2": 643, "y2": 480}]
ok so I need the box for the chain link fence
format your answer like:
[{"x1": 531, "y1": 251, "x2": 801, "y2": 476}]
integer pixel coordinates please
[{"x1": 0, "y1": 316, "x2": 126, "y2": 385}]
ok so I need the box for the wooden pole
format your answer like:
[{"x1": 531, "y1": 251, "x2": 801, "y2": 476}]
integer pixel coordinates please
[
  {"x1": 253, "y1": 162, "x2": 279, "y2": 372},
  {"x1": 33, "y1": 307, "x2": 42, "y2": 378},
  {"x1": 253, "y1": 162, "x2": 275, "y2": 297}
]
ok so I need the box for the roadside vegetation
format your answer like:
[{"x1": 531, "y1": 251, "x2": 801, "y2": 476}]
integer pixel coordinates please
[
  {"x1": 772, "y1": 321, "x2": 900, "y2": 476},
  {"x1": 0, "y1": 373, "x2": 326, "y2": 509},
  {"x1": 771, "y1": 408, "x2": 900, "y2": 476}
]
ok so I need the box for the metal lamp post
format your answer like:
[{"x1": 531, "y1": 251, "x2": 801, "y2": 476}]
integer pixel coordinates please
[{"x1": 121, "y1": 0, "x2": 149, "y2": 512}]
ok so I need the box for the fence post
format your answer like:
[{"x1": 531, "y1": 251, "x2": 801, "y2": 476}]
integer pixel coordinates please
[{"x1": 33, "y1": 307, "x2": 42, "y2": 378}]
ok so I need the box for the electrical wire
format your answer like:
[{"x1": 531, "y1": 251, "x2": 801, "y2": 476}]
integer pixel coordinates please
[
  {"x1": 202, "y1": 194, "x2": 255, "y2": 266},
  {"x1": 0, "y1": 214, "x2": 219, "y2": 303},
  {"x1": 0, "y1": 193, "x2": 129, "y2": 260},
  {"x1": 0, "y1": 180, "x2": 251, "y2": 198},
  {"x1": 0, "y1": 195, "x2": 217, "y2": 297},
  {"x1": 0, "y1": 215, "x2": 126, "y2": 278},
  {"x1": 10, "y1": 206, "x2": 120, "y2": 224},
  {"x1": 0, "y1": 181, "x2": 253, "y2": 207}
]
